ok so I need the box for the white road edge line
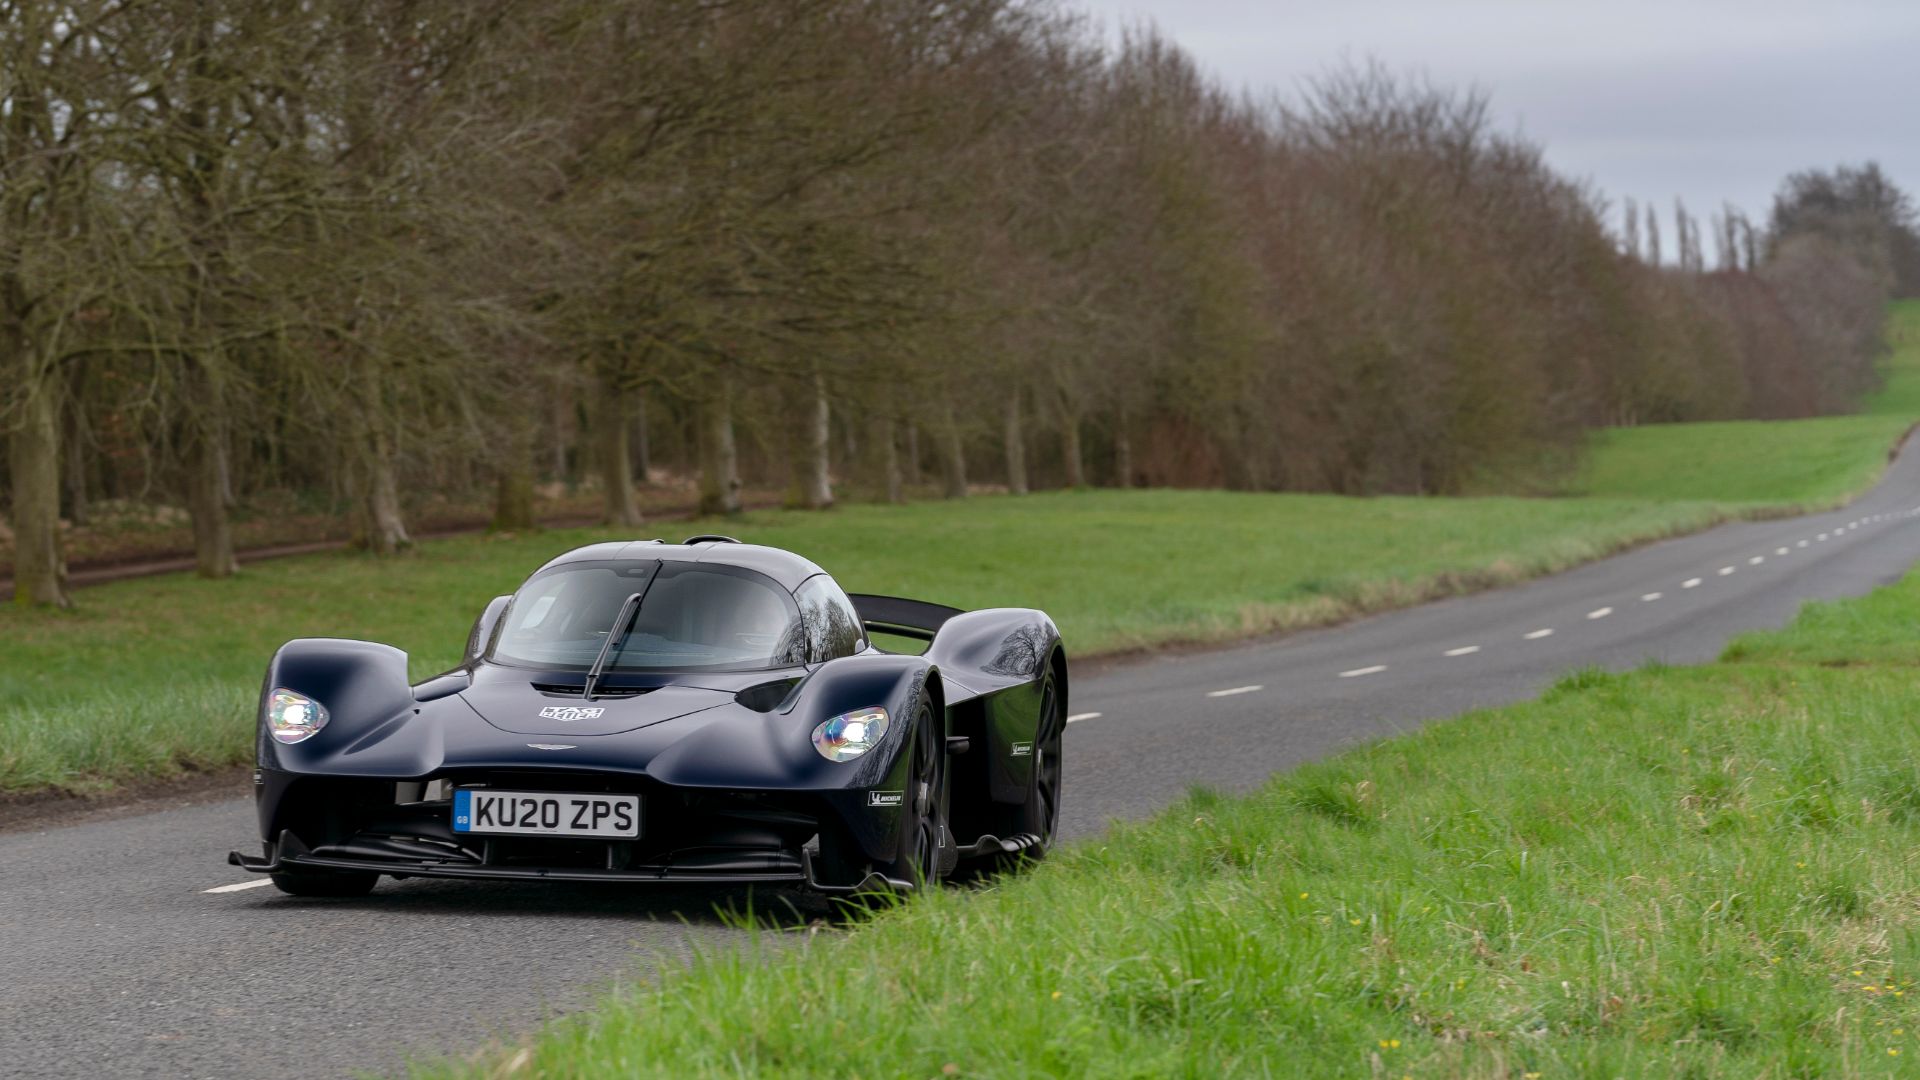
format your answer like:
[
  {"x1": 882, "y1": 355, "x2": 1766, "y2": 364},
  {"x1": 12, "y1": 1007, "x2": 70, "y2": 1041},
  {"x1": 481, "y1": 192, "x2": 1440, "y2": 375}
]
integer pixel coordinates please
[
  {"x1": 1641, "y1": 592, "x2": 1663, "y2": 601},
  {"x1": 204, "y1": 879, "x2": 273, "y2": 895},
  {"x1": 1682, "y1": 577, "x2": 1703, "y2": 588},
  {"x1": 1206, "y1": 685, "x2": 1263, "y2": 697},
  {"x1": 1065, "y1": 711, "x2": 1102, "y2": 723},
  {"x1": 1797, "y1": 540, "x2": 1809, "y2": 547},
  {"x1": 1337, "y1": 666, "x2": 1386, "y2": 679},
  {"x1": 1818, "y1": 533, "x2": 1828, "y2": 541},
  {"x1": 1748, "y1": 556, "x2": 1764, "y2": 565},
  {"x1": 1717, "y1": 566, "x2": 1736, "y2": 576},
  {"x1": 1523, "y1": 628, "x2": 1554, "y2": 640},
  {"x1": 1587, "y1": 607, "x2": 1613, "y2": 619},
  {"x1": 1776, "y1": 547, "x2": 1789, "y2": 556},
  {"x1": 1442, "y1": 645, "x2": 1481, "y2": 657}
]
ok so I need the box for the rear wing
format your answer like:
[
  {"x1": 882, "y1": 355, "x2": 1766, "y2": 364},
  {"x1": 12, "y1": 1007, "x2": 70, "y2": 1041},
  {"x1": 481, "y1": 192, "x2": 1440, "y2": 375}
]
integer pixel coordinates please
[{"x1": 848, "y1": 594, "x2": 964, "y2": 643}]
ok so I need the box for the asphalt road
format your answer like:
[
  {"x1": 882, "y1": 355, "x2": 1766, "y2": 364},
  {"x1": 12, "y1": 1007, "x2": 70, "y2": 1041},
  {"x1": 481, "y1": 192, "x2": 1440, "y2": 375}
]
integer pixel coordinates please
[{"x1": 9, "y1": 441, "x2": 1920, "y2": 1078}]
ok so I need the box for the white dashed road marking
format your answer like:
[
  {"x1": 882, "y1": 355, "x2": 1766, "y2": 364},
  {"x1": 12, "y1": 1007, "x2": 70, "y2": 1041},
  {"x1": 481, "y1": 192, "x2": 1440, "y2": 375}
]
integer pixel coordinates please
[
  {"x1": 1066, "y1": 712, "x2": 1102, "y2": 723},
  {"x1": 1206, "y1": 685, "x2": 1263, "y2": 698},
  {"x1": 1164, "y1": 497, "x2": 1899, "y2": 741},
  {"x1": 204, "y1": 880, "x2": 273, "y2": 895}
]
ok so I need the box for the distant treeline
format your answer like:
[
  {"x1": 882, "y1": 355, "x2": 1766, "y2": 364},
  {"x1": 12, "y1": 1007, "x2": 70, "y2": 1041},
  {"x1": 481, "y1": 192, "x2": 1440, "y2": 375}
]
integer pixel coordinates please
[{"x1": 3, "y1": 1, "x2": 1916, "y2": 606}]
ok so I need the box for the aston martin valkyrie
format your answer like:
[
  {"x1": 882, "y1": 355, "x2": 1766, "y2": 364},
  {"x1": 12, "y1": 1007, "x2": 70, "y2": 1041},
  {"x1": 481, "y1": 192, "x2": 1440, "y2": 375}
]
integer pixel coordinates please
[{"x1": 227, "y1": 536, "x2": 1066, "y2": 896}]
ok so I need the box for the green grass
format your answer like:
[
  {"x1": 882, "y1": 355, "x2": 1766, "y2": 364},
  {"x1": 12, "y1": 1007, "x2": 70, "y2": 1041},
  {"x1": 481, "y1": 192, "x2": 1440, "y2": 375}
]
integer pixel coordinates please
[
  {"x1": 417, "y1": 565, "x2": 1920, "y2": 1079},
  {"x1": 1564, "y1": 299, "x2": 1920, "y2": 504},
  {"x1": 3, "y1": 302, "x2": 1918, "y2": 796},
  {"x1": 0, "y1": 495, "x2": 1725, "y2": 793},
  {"x1": 1570, "y1": 413, "x2": 1912, "y2": 505}
]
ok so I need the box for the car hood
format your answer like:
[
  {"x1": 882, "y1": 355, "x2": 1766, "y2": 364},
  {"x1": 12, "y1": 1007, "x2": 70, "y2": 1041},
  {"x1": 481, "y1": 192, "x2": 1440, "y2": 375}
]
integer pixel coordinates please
[{"x1": 461, "y1": 681, "x2": 737, "y2": 736}]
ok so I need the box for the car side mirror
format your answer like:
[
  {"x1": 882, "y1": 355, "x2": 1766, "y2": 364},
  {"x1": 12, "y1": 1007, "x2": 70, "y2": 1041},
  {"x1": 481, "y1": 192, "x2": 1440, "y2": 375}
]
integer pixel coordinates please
[{"x1": 466, "y1": 595, "x2": 512, "y2": 662}]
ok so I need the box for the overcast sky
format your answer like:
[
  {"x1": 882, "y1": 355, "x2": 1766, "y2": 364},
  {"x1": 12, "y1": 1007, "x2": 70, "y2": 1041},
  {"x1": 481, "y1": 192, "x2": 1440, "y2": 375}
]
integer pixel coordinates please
[{"x1": 1072, "y1": 0, "x2": 1920, "y2": 239}]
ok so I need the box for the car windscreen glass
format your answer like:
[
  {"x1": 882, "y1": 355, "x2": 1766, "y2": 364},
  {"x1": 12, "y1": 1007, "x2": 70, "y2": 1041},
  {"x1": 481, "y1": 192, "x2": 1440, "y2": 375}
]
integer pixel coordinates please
[{"x1": 488, "y1": 561, "x2": 807, "y2": 672}]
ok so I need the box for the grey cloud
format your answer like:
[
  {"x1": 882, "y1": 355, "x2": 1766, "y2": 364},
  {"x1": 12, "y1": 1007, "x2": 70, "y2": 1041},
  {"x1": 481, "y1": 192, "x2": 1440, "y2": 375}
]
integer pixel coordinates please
[{"x1": 1074, "y1": 0, "x2": 1920, "y2": 228}]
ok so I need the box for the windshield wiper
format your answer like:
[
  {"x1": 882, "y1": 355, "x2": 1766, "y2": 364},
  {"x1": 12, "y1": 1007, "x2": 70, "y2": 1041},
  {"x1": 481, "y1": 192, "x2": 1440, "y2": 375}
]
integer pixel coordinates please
[{"x1": 585, "y1": 589, "x2": 648, "y2": 702}]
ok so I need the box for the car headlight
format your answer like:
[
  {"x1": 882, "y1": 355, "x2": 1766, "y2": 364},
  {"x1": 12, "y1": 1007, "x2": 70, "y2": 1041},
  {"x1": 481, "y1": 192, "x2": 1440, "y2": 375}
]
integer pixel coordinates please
[
  {"x1": 266, "y1": 688, "x2": 329, "y2": 744},
  {"x1": 812, "y1": 706, "x2": 889, "y2": 762}
]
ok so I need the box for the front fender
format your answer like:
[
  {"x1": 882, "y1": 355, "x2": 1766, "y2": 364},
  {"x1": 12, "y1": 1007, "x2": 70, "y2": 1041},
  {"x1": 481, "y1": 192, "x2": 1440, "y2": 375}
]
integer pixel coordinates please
[
  {"x1": 258, "y1": 638, "x2": 416, "y2": 772},
  {"x1": 926, "y1": 609, "x2": 1063, "y2": 802}
]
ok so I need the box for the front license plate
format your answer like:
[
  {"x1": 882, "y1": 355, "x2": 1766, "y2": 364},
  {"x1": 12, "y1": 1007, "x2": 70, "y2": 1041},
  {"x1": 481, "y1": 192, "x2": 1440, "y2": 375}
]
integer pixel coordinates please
[{"x1": 453, "y1": 789, "x2": 639, "y2": 838}]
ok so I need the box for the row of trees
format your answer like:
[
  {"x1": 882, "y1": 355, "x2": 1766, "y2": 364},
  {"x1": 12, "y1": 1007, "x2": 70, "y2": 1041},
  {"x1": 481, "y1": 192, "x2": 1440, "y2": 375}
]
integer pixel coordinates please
[{"x1": 3, "y1": 0, "x2": 1910, "y2": 607}]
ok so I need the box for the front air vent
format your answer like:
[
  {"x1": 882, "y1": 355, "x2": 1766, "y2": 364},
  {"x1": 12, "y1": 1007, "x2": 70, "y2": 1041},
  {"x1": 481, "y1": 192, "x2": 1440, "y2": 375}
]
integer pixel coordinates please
[
  {"x1": 530, "y1": 682, "x2": 652, "y2": 700},
  {"x1": 735, "y1": 678, "x2": 802, "y2": 713}
]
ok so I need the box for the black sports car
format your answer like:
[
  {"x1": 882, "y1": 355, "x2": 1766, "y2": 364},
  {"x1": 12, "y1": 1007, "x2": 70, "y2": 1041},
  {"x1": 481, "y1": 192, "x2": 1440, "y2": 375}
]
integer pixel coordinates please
[{"x1": 228, "y1": 536, "x2": 1066, "y2": 896}]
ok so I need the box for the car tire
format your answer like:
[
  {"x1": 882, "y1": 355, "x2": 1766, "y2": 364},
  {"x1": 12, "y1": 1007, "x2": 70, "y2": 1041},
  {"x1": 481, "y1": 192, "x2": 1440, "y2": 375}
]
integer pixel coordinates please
[
  {"x1": 269, "y1": 868, "x2": 380, "y2": 897},
  {"x1": 877, "y1": 699, "x2": 949, "y2": 890}
]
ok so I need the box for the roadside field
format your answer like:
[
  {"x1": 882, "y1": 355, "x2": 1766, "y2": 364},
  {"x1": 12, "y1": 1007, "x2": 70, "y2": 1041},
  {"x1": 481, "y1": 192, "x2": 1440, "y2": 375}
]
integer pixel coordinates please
[
  {"x1": 0, "y1": 494, "x2": 1723, "y2": 793},
  {"x1": 1, "y1": 303, "x2": 1915, "y2": 795},
  {"x1": 1572, "y1": 411, "x2": 1913, "y2": 505},
  {"x1": 422, "y1": 563, "x2": 1920, "y2": 1079},
  {"x1": 1566, "y1": 299, "x2": 1920, "y2": 504}
]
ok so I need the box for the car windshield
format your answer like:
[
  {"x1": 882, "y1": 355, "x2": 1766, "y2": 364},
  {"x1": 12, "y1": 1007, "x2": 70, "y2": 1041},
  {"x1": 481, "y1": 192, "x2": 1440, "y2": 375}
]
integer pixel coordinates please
[{"x1": 487, "y1": 560, "x2": 807, "y2": 672}]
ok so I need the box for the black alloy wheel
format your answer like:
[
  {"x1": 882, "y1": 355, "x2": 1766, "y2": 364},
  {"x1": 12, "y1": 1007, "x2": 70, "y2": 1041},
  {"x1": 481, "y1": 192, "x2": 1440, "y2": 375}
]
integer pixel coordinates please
[{"x1": 881, "y1": 699, "x2": 947, "y2": 889}]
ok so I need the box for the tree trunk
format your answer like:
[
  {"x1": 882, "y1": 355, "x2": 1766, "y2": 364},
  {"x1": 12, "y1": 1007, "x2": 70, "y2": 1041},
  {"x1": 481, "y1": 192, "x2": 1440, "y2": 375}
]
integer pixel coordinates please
[
  {"x1": 547, "y1": 378, "x2": 570, "y2": 483},
  {"x1": 186, "y1": 422, "x2": 238, "y2": 578},
  {"x1": 62, "y1": 392, "x2": 90, "y2": 526},
  {"x1": 1058, "y1": 396, "x2": 1085, "y2": 488},
  {"x1": 492, "y1": 416, "x2": 537, "y2": 532},
  {"x1": 493, "y1": 463, "x2": 536, "y2": 533},
  {"x1": 879, "y1": 415, "x2": 904, "y2": 504},
  {"x1": 800, "y1": 371, "x2": 833, "y2": 509},
  {"x1": 1003, "y1": 389, "x2": 1028, "y2": 495},
  {"x1": 9, "y1": 384, "x2": 69, "y2": 608},
  {"x1": 183, "y1": 359, "x2": 238, "y2": 578},
  {"x1": 217, "y1": 419, "x2": 236, "y2": 509},
  {"x1": 363, "y1": 425, "x2": 412, "y2": 555},
  {"x1": 631, "y1": 385, "x2": 650, "y2": 485},
  {"x1": 904, "y1": 422, "x2": 922, "y2": 484},
  {"x1": 697, "y1": 387, "x2": 742, "y2": 516},
  {"x1": 599, "y1": 378, "x2": 642, "y2": 526},
  {"x1": 938, "y1": 403, "x2": 967, "y2": 499},
  {"x1": 1112, "y1": 409, "x2": 1134, "y2": 488}
]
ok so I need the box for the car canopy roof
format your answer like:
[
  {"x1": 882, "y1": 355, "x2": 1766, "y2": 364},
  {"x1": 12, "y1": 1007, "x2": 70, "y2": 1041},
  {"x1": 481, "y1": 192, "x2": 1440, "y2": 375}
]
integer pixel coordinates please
[{"x1": 532, "y1": 540, "x2": 827, "y2": 592}]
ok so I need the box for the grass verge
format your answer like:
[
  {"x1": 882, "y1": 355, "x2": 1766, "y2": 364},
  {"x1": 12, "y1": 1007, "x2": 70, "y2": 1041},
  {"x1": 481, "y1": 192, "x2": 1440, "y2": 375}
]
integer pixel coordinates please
[
  {"x1": 1564, "y1": 299, "x2": 1920, "y2": 504},
  {"x1": 2, "y1": 303, "x2": 1917, "y2": 796},
  {"x1": 420, "y1": 565, "x2": 1920, "y2": 1079}
]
